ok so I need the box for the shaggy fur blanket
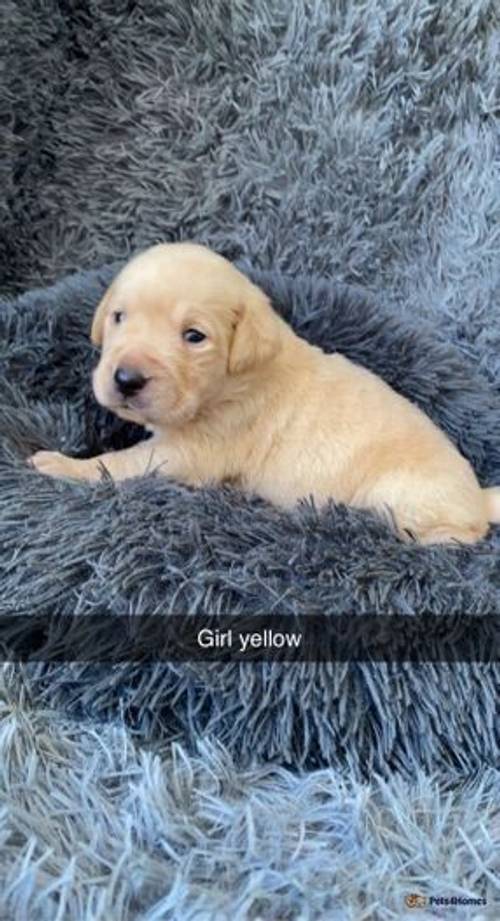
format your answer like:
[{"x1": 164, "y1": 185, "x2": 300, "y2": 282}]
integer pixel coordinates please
[
  {"x1": 1, "y1": 263, "x2": 500, "y2": 917},
  {"x1": 2, "y1": 0, "x2": 500, "y2": 917},
  {"x1": 2, "y1": 264, "x2": 500, "y2": 769}
]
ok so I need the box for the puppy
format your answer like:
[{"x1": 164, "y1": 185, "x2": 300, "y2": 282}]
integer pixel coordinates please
[{"x1": 31, "y1": 242, "x2": 500, "y2": 544}]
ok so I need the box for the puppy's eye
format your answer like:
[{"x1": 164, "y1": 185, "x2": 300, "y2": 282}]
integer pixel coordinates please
[
  {"x1": 183, "y1": 328, "x2": 206, "y2": 344},
  {"x1": 113, "y1": 310, "x2": 125, "y2": 324}
]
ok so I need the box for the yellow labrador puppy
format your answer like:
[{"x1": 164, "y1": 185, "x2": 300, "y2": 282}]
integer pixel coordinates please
[{"x1": 31, "y1": 242, "x2": 500, "y2": 544}]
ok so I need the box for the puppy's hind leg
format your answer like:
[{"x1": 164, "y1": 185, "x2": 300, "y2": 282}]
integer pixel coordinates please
[
  {"x1": 364, "y1": 472, "x2": 490, "y2": 546},
  {"x1": 415, "y1": 521, "x2": 489, "y2": 546},
  {"x1": 483, "y1": 486, "x2": 500, "y2": 526},
  {"x1": 420, "y1": 485, "x2": 500, "y2": 545}
]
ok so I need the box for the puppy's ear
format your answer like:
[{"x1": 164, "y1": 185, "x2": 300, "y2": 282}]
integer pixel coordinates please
[
  {"x1": 90, "y1": 286, "x2": 113, "y2": 347},
  {"x1": 228, "y1": 286, "x2": 281, "y2": 375}
]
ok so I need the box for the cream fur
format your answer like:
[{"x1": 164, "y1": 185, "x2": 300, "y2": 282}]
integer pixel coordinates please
[{"x1": 31, "y1": 243, "x2": 500, "y2": 545}]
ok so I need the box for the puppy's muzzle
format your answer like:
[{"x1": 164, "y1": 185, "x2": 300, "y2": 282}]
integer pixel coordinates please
[{"x1": 114, "y1": 366, "x2": 147, "y2": 398}]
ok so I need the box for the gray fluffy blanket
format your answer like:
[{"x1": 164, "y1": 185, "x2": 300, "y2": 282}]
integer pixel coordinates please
[
  {"x1": 2, "y1": 264, "x2": 500, "y2": 774},
  {"x1": 2, "y1": 0, "x2": 500, "y2": 918}
]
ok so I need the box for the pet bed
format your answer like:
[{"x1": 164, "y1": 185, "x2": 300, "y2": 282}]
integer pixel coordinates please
[{"x1": 1, "y1": 264, "x2": 499, "y2": 776}]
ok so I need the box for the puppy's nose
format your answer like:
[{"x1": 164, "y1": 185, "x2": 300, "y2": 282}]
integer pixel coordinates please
[{"x1": 114, "y1": 366, "x2": 147, "y2": 397}]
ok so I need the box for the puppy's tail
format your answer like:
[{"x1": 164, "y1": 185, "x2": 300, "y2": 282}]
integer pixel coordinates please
[{"x1": 483, "y1": 487, "x2": 500, "y2": 523}]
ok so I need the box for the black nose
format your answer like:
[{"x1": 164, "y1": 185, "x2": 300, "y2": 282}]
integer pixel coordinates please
[{"x1": 114, "y1": 367, "x2": 147, "y2": 397}]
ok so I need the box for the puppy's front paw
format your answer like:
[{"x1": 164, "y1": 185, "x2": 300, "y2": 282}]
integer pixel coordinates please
[{"x1": 29, "y1": 450, "x2": 83, "y2": 480}]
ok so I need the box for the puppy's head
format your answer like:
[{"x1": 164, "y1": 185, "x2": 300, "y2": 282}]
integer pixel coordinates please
[{"x1": 91, "y1": 243, "x2": 283, "y2": 427}]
